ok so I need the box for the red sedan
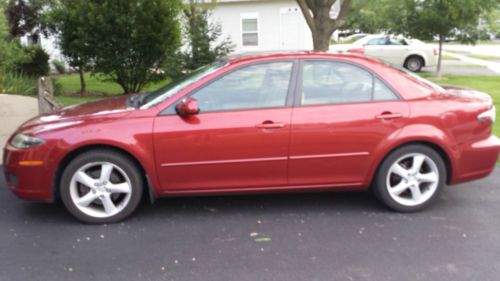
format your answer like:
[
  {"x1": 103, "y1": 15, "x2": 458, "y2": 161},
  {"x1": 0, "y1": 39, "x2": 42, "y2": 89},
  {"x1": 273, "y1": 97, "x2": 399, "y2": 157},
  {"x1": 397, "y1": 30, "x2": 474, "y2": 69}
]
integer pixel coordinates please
[{"x1": 3, "y1": 52, "x2": 499, "y2": 223}]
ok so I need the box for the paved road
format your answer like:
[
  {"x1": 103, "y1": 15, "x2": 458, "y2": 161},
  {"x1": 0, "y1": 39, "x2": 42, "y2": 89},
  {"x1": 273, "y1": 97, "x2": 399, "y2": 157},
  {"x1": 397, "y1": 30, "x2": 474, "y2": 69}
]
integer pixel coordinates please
[
  {"x1": 0, "y1": 94, "x2": 38, "y2": 162},
  {"x1": 1, "y1": 166, "x2": 499, "y2": 281}
]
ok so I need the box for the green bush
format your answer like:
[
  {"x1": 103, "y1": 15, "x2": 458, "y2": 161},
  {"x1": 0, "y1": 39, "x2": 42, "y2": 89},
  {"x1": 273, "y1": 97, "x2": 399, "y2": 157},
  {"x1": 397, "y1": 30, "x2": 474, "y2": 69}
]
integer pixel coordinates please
[
  {"x1": 16, "y1": 45, "x2": 50, "y2": 77},
  {"x1": 51, "y1": 59, "x2": 66, "y2": 74},
  {"x1": 0, "y1": 72, "x2": 37, "y2": 95}
]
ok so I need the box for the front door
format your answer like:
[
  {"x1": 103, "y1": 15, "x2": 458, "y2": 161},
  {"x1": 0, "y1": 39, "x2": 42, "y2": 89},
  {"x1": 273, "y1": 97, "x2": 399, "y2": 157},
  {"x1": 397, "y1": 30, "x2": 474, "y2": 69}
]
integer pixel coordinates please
[
  {"x1": 154, "y1": 61, "x2": 296, "y2": 191},
  {"x1": 289, "y1": 60, "x2": 410, "y2": 186}
]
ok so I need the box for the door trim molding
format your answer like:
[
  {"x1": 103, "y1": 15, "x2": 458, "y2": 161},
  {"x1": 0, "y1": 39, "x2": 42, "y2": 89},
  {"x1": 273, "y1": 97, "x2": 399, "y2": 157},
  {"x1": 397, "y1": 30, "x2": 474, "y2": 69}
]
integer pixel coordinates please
[
  {"x1": 289, "y1": 152, "x2": 370, "y2": 160},
  {"x1": 161, "y1": 156, "x2": 288, "y2": 167},
  {"x1": 161, "y1": 152, "x2": 369, "y2": 167}
]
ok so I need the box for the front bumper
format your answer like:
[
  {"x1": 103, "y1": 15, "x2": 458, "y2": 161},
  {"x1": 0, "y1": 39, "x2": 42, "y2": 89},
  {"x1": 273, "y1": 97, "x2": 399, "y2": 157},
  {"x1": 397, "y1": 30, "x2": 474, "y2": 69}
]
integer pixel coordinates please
[
  {"x1": 3, "y1": 144, "x2": 55, "y2": 202},
  {"x1": 451, "y1": 135, "x2": 500, "y2": 184}
]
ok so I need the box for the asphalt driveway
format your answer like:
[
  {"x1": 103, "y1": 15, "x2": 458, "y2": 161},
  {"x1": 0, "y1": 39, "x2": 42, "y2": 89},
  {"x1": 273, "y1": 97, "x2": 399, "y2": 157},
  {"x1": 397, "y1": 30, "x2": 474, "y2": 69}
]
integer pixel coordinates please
[{"x1": 1, "y1": 166, "x2": 499, "y2": 281}]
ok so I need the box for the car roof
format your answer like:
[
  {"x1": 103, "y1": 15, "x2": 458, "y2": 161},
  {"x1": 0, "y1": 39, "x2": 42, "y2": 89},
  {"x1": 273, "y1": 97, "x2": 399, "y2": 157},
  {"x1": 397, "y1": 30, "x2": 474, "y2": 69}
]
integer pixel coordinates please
[{"x1": 224, "y1": 50, "x2": 371, "y2": 64}]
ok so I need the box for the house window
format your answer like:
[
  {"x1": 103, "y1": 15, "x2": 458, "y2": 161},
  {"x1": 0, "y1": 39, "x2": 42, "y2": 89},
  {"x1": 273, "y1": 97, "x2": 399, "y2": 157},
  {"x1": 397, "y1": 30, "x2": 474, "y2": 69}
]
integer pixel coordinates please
[{"x1": 241, "y1": 13, "x2": 259, "y2": 47}]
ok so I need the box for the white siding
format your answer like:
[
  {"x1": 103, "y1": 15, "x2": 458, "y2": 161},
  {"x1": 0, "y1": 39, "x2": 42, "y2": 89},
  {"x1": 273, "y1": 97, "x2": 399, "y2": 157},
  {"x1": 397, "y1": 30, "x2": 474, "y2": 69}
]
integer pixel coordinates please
[{"x1": 211, "y1": 0, "x2": 313, "y2": 53}]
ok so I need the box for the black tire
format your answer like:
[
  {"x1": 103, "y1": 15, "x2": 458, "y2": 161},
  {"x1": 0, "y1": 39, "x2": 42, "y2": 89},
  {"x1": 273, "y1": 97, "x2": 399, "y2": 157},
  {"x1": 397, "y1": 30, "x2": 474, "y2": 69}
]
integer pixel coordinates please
[
  {"x1": 404, "y1": 56, "x2": 424, "y2": 72},
  {"x1": 60, "y1": 149, "x2": 143, "y2": 224},
  {"x1": 373, "y1": 144, "x2": 446, "y2": 212}
]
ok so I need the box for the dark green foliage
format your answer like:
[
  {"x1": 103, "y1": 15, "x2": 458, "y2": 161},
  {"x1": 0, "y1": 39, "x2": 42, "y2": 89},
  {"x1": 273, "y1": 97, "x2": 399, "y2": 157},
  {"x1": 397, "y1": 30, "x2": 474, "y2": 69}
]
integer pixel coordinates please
[
  {"x1": 181, "y1": 1, "x2": 234, "y2": 71},
  {"x1": 6, "y1": 0, "x2": 54, "y2": 39},
  {"x1": 53, "y1": 0, "x2": 182, "y2": 94},
  {"x1": 343, "y1": 0, "x2": 397, "y2": 34},
  {"x1": 15, "y1": 44, "x2": 49, "y2": 77}
]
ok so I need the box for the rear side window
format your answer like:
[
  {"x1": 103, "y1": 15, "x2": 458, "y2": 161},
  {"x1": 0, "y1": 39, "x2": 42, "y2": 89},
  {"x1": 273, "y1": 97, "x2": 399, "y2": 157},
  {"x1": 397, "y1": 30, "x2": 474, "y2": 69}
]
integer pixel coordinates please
[{"x1": 301, "y1": 61, "x2": 398, "y2": 106}]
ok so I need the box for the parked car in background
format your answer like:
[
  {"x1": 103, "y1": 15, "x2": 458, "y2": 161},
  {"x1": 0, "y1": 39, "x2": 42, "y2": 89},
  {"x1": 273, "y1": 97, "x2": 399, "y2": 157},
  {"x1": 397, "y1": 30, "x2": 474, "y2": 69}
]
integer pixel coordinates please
[
  {"x1": 3, "y1": 52, "x2": 499, "y2": 224},
  {"x1": 346, "y1": 35, "x2": 439, "y2": 72},
  {"x1": 340, "y1": 33, "x2": 367, "y2": 43}
]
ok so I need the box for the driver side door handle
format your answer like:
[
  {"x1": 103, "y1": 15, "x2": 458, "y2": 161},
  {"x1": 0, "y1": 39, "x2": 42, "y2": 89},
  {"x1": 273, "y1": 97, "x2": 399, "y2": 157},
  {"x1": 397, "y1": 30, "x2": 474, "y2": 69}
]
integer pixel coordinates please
[{"x1": 375, "y1": 112, "x2": 403, "y2": 120}]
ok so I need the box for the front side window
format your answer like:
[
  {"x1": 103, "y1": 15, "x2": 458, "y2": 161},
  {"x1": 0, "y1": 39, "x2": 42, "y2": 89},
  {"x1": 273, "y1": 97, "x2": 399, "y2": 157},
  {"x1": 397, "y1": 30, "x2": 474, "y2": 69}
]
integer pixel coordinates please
[
  {"x1": 242, "y1": 15, "x2": 259, "y2": 47},
  {"x1": 191, "y1": 62, "x2": 293, "y2": 112},
  {"x1": 301, "y1": 61, "x2": 398, "y2": 106}
]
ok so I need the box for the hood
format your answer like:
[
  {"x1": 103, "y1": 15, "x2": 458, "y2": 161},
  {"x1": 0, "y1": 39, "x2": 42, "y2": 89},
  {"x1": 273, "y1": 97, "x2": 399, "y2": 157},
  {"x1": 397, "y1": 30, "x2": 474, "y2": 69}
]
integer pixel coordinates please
[{"x1": 19, "y1": 95, "x2": 135, "y2": 133}]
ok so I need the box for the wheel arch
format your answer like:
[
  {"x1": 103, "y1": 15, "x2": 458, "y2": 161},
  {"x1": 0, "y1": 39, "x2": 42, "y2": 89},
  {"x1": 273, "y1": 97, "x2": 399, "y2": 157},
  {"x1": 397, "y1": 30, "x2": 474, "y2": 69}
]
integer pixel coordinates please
[
  {"x1": 371, "y1": 140, "x2": 453, "y2": 186},
  {"x1": 53, "y1": 144, "x2": 156, "y2": 203}
]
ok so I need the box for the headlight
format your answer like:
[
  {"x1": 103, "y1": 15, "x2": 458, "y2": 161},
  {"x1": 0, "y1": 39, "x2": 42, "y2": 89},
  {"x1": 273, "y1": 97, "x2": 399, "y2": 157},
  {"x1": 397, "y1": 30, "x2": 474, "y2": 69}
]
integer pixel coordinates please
[{"x1": 11, "y1": 133, "x2": 45, "y2": 149}]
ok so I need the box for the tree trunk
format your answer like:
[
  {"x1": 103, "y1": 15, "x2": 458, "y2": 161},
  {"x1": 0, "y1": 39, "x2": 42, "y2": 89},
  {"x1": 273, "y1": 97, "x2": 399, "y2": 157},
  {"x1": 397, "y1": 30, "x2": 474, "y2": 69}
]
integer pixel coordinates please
[
  {"x1": 78, "y1": 67, "x2": 86, "y2": 95},
  {"x1": 296, "y1": 0, "x2": 352, "y2": 52},
  {"x1": 436, "y1": 34, "x2": 444, "y2": 79},
  {"x1": 312, "y1": 30, "x2": 333, "y2": 51}
]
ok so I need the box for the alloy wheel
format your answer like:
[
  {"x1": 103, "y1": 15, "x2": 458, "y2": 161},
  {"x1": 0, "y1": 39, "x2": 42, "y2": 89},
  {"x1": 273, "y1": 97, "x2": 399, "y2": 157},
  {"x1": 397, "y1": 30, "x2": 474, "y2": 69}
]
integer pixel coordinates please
[
  {"x1": 386, "y1": 153, "x2": 440, "y2": 207},
  {"x1": 69, "y1": 162, "x2": 132, "y2": 218}
]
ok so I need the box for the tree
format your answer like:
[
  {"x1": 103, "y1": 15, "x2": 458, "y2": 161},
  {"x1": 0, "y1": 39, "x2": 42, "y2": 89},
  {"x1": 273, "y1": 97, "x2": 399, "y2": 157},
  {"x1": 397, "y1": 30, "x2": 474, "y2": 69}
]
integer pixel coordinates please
[
  {"x1": 387, "y1": 0, "x2": 500, "y2": 78},
  {"x1": 296, "y1": 0, "x2": 352, "y2": 51},
  {"x1": 343, "y1": 0, "x2": 392, "y2": 34},
  {"x1": 51, "y1": 1, "x2": 92, "y2": 94},
  {"x1": 182, "y1": 0, "x2": 234, "y2": 71},
  {"x1": 6, "y1": 0, "x2": 54, "y2": 41},
  {"x1": 53, "y1": 0, "x2": 182, "y2": 94},
  {"x1": 0, "y1": 1, "x2": 29, "y2": 74}
]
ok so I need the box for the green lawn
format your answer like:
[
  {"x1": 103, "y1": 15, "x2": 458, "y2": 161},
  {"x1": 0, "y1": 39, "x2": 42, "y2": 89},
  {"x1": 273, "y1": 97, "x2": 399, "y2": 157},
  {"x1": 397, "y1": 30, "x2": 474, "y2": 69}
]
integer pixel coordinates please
[
  {"x1": 466, "y1": 54, "x2": 500, "y2": 60},
  {"x1": 442, "y1": 55, "x2": 460, "y2": 61},
  {"x1": 54, "y1": 73, "x2": 170, "y2": 105},
  {"x1": 55, "y1": 73, "x2": 170, "y2": 95}
]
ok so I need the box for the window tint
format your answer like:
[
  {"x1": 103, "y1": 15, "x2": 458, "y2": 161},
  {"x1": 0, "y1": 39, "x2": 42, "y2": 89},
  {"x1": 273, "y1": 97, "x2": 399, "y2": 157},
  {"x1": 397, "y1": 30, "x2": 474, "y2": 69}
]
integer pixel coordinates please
[
  {"x1": 366, "y1": 37, "x2": 388, "y2": 45},
  {"x1": 192, "y1": 62, "x2": 293, "y2": 112},
  {"x1": 374, "y1": 78, "x2": 398, "y2": 101},
  {"x1": 301, "y1": 61, "x2": 397, "y2": 105}
]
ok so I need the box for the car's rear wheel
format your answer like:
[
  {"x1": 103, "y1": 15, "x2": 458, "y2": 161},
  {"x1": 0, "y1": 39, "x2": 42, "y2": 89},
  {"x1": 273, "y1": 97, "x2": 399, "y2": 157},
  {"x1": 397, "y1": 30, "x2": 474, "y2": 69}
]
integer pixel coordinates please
[
  {"x1": 60, "y1": 150, "x2": 143, "y2": 224},
  {"x1": 405, "y1": 56, "x2": 424, "y2": 72},
  {"x1": 373, "y1": 144, "x2": 446, "y2": 212}
]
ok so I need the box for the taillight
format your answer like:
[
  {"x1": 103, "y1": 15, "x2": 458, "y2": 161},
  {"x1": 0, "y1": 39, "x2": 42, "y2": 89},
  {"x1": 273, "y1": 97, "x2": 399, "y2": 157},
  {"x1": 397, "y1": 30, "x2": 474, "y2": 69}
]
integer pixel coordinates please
[
  {"x1": 433, "y1": 49, "x2": 438, "y2": 56},
  {"x1": 478, "y1": 106, "x2": 496, "y2": 124},
  {"x1": 347, "y1": 48, "x2": 365, "y2": 55}
]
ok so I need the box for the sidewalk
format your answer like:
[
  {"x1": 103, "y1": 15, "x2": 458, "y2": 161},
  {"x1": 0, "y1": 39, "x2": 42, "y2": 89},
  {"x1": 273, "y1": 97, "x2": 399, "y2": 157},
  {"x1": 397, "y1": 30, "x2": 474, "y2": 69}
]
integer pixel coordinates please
[
  {"x1": 443, "y1": 51, "x2": 500, "y2": 74},
  {"x1": 0, "y1": 94, "x2": 38, "y2": 163}
]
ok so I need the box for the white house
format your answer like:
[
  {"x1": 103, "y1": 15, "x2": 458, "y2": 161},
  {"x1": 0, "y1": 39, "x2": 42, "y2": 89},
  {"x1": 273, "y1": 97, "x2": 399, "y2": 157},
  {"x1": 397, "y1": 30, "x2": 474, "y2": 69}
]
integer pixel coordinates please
[
  {"x1": 27, "y1": 0, "x2": 339, "y2": 63},
  {"x1": 211, "y1": 0, "x2": 315, "y2": 52}
]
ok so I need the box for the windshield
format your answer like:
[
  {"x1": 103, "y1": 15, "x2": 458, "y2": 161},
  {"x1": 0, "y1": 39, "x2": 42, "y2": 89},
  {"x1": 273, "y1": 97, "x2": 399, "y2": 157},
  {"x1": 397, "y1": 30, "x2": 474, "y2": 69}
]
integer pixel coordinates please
[{"x1": 139, "y1": 60, "x2": 227, "y2": 109}]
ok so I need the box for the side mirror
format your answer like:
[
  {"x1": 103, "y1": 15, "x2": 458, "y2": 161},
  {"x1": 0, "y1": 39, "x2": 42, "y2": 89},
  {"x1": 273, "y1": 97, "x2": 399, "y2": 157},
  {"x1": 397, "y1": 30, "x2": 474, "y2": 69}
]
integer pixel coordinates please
[{"x1": 175, "y1": 97, "x2": 199, "y2": 117}]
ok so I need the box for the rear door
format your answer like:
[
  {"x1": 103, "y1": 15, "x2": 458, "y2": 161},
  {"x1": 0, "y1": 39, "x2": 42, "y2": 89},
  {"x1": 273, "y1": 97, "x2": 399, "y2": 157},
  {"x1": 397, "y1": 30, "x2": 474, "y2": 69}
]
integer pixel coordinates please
[
  {"x1": 363, "y1": 36, "x2": 390, "y2": 61},
  {"x1": 153, "y1": 60, "x2": 297, "y2": 191},
  {"x1": 288, "y1": 60, "x2": 410, "y2": 186}
]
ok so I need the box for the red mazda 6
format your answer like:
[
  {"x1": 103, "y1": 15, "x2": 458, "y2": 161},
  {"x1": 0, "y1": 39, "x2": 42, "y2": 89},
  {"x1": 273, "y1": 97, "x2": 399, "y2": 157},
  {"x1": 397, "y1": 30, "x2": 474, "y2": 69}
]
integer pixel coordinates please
[{"x1": 3, "y1": 52, "x2": 500, "y2": 223}]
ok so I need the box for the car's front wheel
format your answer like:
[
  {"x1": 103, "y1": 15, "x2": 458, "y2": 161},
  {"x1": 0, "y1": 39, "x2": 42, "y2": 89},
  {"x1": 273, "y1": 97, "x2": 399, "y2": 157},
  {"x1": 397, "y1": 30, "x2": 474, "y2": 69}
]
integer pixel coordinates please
[
  {"x1": 373, "y1": 145, "x2": 446, "y2": 212},
  {"x1": 60, "y1": 150, "x2": 143, "y2": 224}
]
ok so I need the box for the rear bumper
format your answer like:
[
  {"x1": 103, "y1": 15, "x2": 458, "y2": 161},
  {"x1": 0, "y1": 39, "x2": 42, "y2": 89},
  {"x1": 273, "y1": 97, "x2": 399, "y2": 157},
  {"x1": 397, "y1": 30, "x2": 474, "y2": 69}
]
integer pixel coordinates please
[
  {"x1": 451, "y1": 135, "x2": 500, "y2": 185},
  {"x1": 3, "y1": 144, "x2": 54, "y2": 202}
]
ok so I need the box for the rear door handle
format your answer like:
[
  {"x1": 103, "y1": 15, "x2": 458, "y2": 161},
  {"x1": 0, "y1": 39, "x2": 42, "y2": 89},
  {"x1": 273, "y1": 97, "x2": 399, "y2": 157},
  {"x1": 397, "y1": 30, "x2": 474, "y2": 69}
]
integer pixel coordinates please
[
  {"x1": 256, "y1": 121, "x2": 286, "y2": 129},
  {"x1": 375, "y1": 112, "x2": 403, "y2": 120}
]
